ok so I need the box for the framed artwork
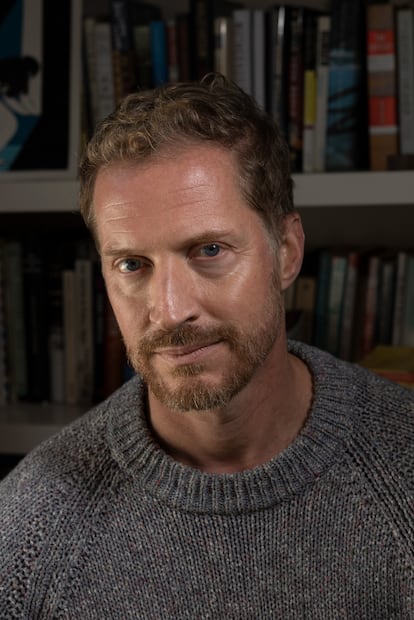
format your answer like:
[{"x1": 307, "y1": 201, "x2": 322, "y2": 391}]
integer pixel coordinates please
[{"x1": 0, "y1": 0, "x2": 82, "y2": 179}]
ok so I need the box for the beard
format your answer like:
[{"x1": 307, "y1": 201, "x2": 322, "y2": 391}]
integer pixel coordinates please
[{"x1": 126, "y1": 273, "x2": 284, "y2": 412}]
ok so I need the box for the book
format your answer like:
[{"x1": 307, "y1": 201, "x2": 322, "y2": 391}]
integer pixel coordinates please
[
  {"x1": 314, "y1": 14, "x2": 331, "y2": 172},
  {"x1": 110, "y1": 0, "x2": 138, "y2": 103},
  {"x1": 0, "y1": 243, "x2": 8, "y2": 405},
  {"x1": 75, "y1": 258, "x2": 94, "y2": 404},
  {"x1": 313, "y1": 249, "x2": 332, "y2": 350},
  {"x1": 360, "y1": 253, "x2": 381, "y2": 358},
  {"x1": 325, "y1": 0, "x2": 367, "y2": 171},
  {"x1": 325, "y1": 252, "x2": 348, "y2": 356},
  {"x1": 189, "y1": 0, "x2": 242, "y2": 80},
  {"x1": 23, "y1": 242, "x2": 49, "y2": 402},
  {"x1": 214, "y1": 16, "x2": 234, "y2": 78},
  {"x1": 167, "y1": 18, "x2": 179, "y2": 83},
  {"x1": 396, "y1": 8, "x2": 414, "y2": 155},
  {"x1": 338, "y1": 250, "x2": 359, "y2": 361},
  {"x1": 150, "y1": 20, "x2": 168, "y2": 86},
  {"x1": 401, "y1": 254, "x2": 414, "y2": 346},
  {"x1": 83, "y1": 16, "x2": 99, "y2": 131},
  {"x1": 252, "y1": 10, "x2": 266, "y2": 110},
  {"x1": 376, "y1": 252, "x2": 397, "y2": 346},
  {"x1": 94, "y1": 20, "x2": 117, "y2": 123},
  {"x1": 63, "y1": 269, "x2": 78, "y2": 405},
  {"x1": 2, "y1": 240, "x2": 27, "y2": 401},
  {"x1": 294, "y1": 275, "x2": 316, "y2": 344},
  {"x1": 176, "y1": 13, "x2": 191, "y2": 81},
  {"x1": 392, "y1": 251, "x2": 408, "y2": 346},
  {"x1": 232, "y1": 9, "x2": 253, "y2": 96},
  {"x1": 266, "y1": 5, "x2": 291, "y2": 139},
  {"x1": 366, "y1": 4, "x2": 398, "y2": 171},
  {"x1": 130, "y1": 1, "x2": 162, "y2": 89},
  {"x1": 359, "y1": 345, "x2": 414, "y2": 389},
  {"x1": 287, "y1": 7, "x2": 306, "y2": 173},
  {"x1": 302, "y1": 10, "x2": 318, "y2": 173}
]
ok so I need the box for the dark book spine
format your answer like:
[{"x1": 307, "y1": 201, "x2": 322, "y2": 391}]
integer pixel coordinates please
[
  {"x1": 288, "y1": 7, "x2": 306, "y2": 172},
  {"x1": 24, "y1": 243, "x2": 50, "y2": 402},
  {"x1": 325, "y1": 0, "x2": 368, "y2": 171},
  {"x1": 110, "y1": 0, "x2": 138, "y2": 102}
]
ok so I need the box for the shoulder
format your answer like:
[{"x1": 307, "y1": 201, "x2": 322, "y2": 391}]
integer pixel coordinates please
[
  {"x1": 291, "y1": 341, "x2": 414, "y2": 489},
  {"x1": 0, "y1": 376, "x2": 142, "y2": 610}
]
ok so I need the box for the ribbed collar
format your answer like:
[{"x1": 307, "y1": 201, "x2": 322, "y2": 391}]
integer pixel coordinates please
[{"x1": 107, "y1": 341, "x2": 355, "y2": 514}]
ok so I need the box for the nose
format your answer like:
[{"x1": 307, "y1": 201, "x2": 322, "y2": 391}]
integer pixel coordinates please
[{"x1": 148, "y1": 258, "x2": 200, "y2": 331}]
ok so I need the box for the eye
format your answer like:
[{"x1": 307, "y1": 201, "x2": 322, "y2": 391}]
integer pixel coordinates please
[
  {"x1": 199, "y1": 243, "x2": 221, "y2": 258},
  {"x1": 117, "y1": 257, "x2": 144, "y2": 273}
]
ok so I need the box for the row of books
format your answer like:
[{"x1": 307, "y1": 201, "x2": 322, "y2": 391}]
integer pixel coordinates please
[
  {"x1": 82, "y1": 0, "x2": 414, "y2": 173},
  {"x1": 286, "y1": 247, "x2": 414, "y2": 363},
  {"x1": 0, "y1": 238, "x2": 129, "y2": 407}
]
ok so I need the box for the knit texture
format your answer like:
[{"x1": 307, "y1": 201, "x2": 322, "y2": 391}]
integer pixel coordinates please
[{"x1": 1, "y1": 341, "x2": 414, "y2": 618}]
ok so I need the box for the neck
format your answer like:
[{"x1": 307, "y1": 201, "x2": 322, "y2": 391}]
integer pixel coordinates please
[{"x1": 147, "y1": 345, "x2": 313, "y2": 474}]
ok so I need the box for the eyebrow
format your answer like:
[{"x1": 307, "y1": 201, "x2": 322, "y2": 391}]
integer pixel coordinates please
[{"x1": 101, "y1": 229, "x2": 237, "y2": 258}]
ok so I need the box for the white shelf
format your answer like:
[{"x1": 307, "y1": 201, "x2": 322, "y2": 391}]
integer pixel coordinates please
[
  {"x1": 1, "y1": 171, "x2": 414, "y2": 213},
  {"x1": 293, "y1": 171, "x2": 414, "y2": 208},
  {"x1": 0, "y1": 403, "x2": 85, "y2": 454},
  {"x1": 0, "y1": 179, "x2": 79, "y2": 213}
]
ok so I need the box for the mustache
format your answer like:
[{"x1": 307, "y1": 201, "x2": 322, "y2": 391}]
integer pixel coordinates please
[{"x1": 138, "y1": 324, "x2": 237, "y2": 354}]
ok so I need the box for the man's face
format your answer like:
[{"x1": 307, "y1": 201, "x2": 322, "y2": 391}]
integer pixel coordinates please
[{"x1": 94, "y1": 144, "x2": 286, "y2": 411}]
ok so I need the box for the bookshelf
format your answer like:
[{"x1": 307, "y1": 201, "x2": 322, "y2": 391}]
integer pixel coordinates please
[{"x1": 1, "y1": 0, "x2": 414, "y2": 456}]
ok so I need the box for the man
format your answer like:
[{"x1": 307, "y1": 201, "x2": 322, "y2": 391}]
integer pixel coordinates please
[{"x1": 1, "y1": 74, "x2": 414, "y2": 617}]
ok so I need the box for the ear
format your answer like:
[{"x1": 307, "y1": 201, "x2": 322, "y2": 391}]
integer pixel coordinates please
[{"x1": 278, "y1": 212, "x2": 305, "y2": 292}]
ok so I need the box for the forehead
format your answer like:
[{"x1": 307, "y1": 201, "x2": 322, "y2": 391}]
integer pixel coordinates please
[{"x1": 93, "y1": 144, "x2": 259, "y2": 246}]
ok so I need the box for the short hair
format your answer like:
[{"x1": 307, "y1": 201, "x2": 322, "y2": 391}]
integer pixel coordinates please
[{"x1": 79, "y1": 73, "x2": 294, "y2": 244}]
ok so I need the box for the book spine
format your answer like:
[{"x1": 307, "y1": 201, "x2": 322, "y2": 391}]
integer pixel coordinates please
[
  {"x1": 150, "y1": 20, "x2": 168, "y2": 86},
  {"x1": 252, "y1": 10, "x2": 266, "y2": 109},
  {"x1": 23, "y1": 244, "x2": 49, "y2": 402},
  {"x1": 167, "y1": 18, "x2": 179, "y2": 83},
  {"x1": 190, "y1": 0, "x2": 212, "y2": 79},
  {"x1": 314, "y1": 14, "x2": 331, "y2": 172},
  {"x1": 94, "y1": 20, "x2": 117, "y2": 122},
  {"x1": 401, "y1": 254, "x2": 414, "y2": 346},
  {"x1": 338, "y1": 251, "x2": 359, "y2": 361},
  {"x1": 214, "y1": 16, "x2": 234, "y2": 78},
  {"x1": 0, "y1": 243, "x2": 9, "y2": 404},
  {"x1": 176, "y1": 13, "x2": 191, "y2": 81},
  {"x1": 366, "y1": 4, "x2": 398, "y2": 171},
  {"x1": 325, "y1": 254, "x2": 347, "y2": 356},
  {"x1": 75, "y1": 258, "x2": 94, "y2": 405},
  {"x1": 110, "y1": 0, "x2": 137, "y2": 102},
  {"x1": 392, "y1": 251, "x2": 408, "y2": 345},
  {"x1": 3, "y1": 241, "x2": 27, "y2": 401},
  {"x1": 287, "y1": 7, "x2": 305, "y2": 173},
  {"x1": 63, "y1": 269, "x2": 78, "y2": 405},
  {"x1": 232, "y1": 9, "x2": 253, "y2": 96},
  {"x1": 83, "y1": 17, "x2": 99, "y2": 130},
  {"x1": 325, "y1": 0, "x2": 367, "y2": 171},
  {"x1": 302, "y1": 10, "x2": 318, "y2": 173},
  {"x1": 396, "y1": 8, "x2": 414, "y2": 155},
  {"x1": 266, "y1": 5, "x2": 290, "y2": 139},
  {"x1": 360, "y1": 254, "x2": 381, "y2": 357}
]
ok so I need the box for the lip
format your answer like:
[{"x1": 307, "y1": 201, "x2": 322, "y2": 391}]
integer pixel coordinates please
[{"x1": 155, "y1": 340, "x2": 223, "y2": 364}]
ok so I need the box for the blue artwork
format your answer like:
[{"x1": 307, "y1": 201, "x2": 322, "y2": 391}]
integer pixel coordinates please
[{"x1": 0, "y1": 0, "x2": 42, "y2": 171}]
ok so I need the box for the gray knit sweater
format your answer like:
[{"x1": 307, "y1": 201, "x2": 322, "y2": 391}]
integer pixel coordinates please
[{"x1": 1, "y1": 341, "x2": 414, "y2": 618}]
